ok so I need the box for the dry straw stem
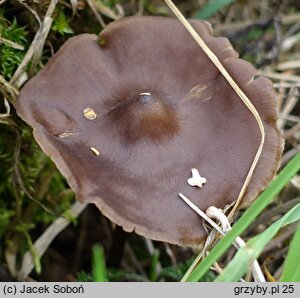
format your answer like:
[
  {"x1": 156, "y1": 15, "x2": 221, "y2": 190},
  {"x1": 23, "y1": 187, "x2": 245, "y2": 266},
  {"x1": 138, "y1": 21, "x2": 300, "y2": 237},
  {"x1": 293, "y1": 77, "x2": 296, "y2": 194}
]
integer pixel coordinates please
[
  {"x1": 17, "y1": 0, "x2": 42, "y2": 27},
  {"x1": 278, "y1": 87, "x2": 299, "y2": 129},
  {"x1": 179, "y1": 194, "x2": 265, "y2": 282},
  {"x1": 10, "y1": 1, "x2": 42, "y2": 85},
  {"x1": 281, "y1": 144, "x2": 300, "y2": 167},
  {"x1": 93, "y1": 0, "x2": 121, "y2": 20},
  {"x1": 0, "y1": 97, "x2": 12, "y2": 122},
  {"x1": 10, "y1": 0, "x2": 57, "y2": 84},
  {"x1": 164, "y1": 0, "x2": 265, "y2": 219},
  {"x1": 86, "y1": 0, "x2": 106, "y2": 27},
  {"x1": 277, "y1": 60, "x2": 300, "y2": 71},
  {"x1": 215, "y1": 12, "x2": 300, "y2": 33},
  {"x1": 17, "y1": 202, "x2": 88, "y2": 280},
  {"x1": 29, "y1": 0, "x2": 59, "y2": 76},
  {"x1": 69, "y1": 0, "x2": 78, "y2": 19},
  {"x1": 206, "y1": 206, "x2": 265, "y2": 282},
  {"x1": 284, "y1": 122, "x2": 300, "y2": 140},
  {"x1": 0, "y1": 36, "x2": 24, "y2": 50},
  {"x1": 249, "y1": 196, "x2": 300, "y2": 230},
  {"x1": 0, "y1": 74, "x2": 19, "y2": 104},
  {"x1": 258, "y1": 70, "x2": 300, "y2": 83},
  {"x1": 10, "y1": 33, "x2": 41, "y2": 85}
]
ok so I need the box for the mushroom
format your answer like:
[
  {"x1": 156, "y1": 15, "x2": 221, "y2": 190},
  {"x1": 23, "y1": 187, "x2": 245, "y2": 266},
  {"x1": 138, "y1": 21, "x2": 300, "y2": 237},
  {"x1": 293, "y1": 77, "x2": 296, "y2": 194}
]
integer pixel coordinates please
[{"x1": 16, "y1": 16, "x2": 284, "y2": 246}]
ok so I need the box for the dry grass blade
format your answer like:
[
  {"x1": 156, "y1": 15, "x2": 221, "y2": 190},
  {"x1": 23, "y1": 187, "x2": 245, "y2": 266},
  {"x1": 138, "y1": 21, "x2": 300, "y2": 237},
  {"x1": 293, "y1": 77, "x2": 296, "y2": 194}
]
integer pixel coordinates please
[
  {"x1": 69, "y1": 0, "x2": 78, "y2": 18},
  {"x1": 86, "y1": 0, "x2": 106, "y2": 27},
  {"x1": 0, "y1": 74, "x2": 19, "y2": 104},
  {"x1": 10, "y1": 1, "x2": 58, "y2": 83},
  {"x1": 10, "y1": 1, "x2": 42, "y2": 85},
  {"x1": 258, "y1": 70, "x2": 300, "y2": 83},
  {"x1": 284, "y1": 122, "x2": 300, "y2": 140},
  {"x1": 277, "y1": 60, "x2": 300, "y2": 71},
  {"x1": 278, "y1": 87, "x2": 299, "y2": 129},
  {"x1": 281, "y1": 144, "x2": 300, "y2": 167},
  {"x1": 0, "y1": 36, "x2": 24, "y2": 50},
  {"x1": 93, "y1": 0, "x2": 121, "y2": 20},
  {"x1": 215, "y1": 13, "x2": 300, "y2": 33},
  {"x1": 179, "y1": 194, "x2": 265, "y2": 282},
  {"x1": 274, "y1": 82, "x2": 300, "y2": 88},
  {"x1": 10, "y1": 0, "x2": 58, "y2": 85},
  {"x1": 17, "y1": 202, "x2": 88, "y2": 280},
  {"x1": 250, "y1": 197, "x2": 300, "y2": 230},
  {"x1": 17, "y1": 0, "x2": 42, "y2": 27},
  {"x1": 29, "y1": 0, "x2": 59, "y2": 76},
  {"x1": 164, "y1": 0, "x2": 265, "y2": 219},
  {"x1": 10, "y1": 32, "x2": 41, "y2": 85}
]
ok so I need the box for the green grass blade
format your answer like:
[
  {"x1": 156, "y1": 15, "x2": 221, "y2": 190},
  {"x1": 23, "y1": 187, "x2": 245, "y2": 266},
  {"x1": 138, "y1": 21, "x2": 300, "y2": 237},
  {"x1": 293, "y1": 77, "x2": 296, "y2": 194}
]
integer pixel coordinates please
[
  {"x1": 149, "y1": 249, "x2": 160, "y2": 281},
  {"x1": 185, "y1": 151, "x2": 300, "y2": 282},
  {"x1": 216, "y1": 204, "x2": 300, "y2": 281},
  {"x1": 92, "y1": 244, "x2": 108, "y2": 282},
  {"x1": 281, "y1": 222, "x2": 300, "y2": 282},
  {"x1": 195, "y1": 0, "x2": 236, "y2": 19}
]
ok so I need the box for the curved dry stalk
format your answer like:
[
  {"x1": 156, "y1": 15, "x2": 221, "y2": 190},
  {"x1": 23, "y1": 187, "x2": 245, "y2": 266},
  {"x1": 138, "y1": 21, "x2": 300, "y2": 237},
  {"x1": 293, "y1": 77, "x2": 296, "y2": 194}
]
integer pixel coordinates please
[
  {"x1": 86, "y1": 0, "x2": 106, "y2": 27},
  {"x1": 17, "y1": 0, "x2": 42, "y2": 27},
  {"x1": 0, "y1": 74, "x2": 19, "y2": 104},
  {"x1": 206, "y1": 207, "x2": 265, "y2": 282},
  {"x1": 164, "y1": 0, "x2": 265, "y2": 219},
  {"x1": 17, "y1": 202, "x2": 88, "y2": 280},
  {"x1": 179, "y1": 194, "x2": 265, "y2": 282},
  {"x1": 10, "y1": 0, "x2": 58, "y2": 85},
  {"x1": 0, "y1": 36, "x2": 24, "y2": 50}
]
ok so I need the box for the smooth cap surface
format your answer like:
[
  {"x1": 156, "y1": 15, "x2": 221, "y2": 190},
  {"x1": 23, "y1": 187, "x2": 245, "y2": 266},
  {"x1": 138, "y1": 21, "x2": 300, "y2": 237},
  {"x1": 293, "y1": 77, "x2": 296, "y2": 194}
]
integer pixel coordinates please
[{"x1": 16, "y1": 16, "x2": 284, "y2": 245}]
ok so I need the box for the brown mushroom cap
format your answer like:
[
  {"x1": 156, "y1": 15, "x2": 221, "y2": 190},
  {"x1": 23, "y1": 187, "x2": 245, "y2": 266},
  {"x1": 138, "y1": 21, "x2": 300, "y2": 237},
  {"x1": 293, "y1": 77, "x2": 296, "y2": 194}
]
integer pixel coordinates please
[{"x1": 16, "y1": 16, "x2": 283, "y2": 246}]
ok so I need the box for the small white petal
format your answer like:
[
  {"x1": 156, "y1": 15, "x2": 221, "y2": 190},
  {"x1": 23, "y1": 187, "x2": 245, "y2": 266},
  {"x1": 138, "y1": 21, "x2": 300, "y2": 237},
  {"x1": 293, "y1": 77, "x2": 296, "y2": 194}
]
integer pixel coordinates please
[{"x1": 187, "y1": 168, "x2": 207, "y2": 188}]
